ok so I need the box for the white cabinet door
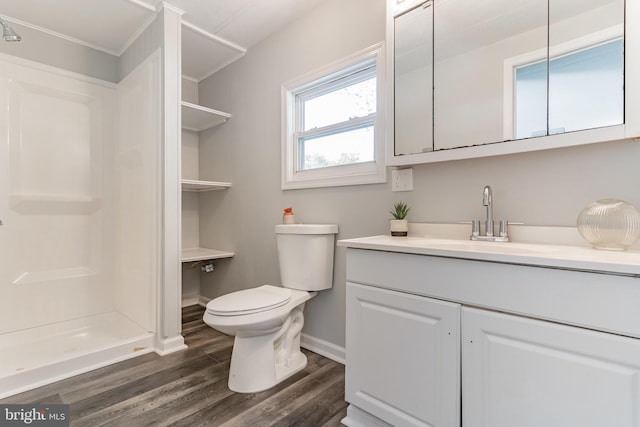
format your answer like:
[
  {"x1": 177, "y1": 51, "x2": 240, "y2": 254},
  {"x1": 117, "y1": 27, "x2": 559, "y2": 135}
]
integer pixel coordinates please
[
  {"x1": 462, "y1": 307, "x2": 640, "y2": 427},
  {"x1": 346, "y1": 282, "x2": 461, "y2": 427}
]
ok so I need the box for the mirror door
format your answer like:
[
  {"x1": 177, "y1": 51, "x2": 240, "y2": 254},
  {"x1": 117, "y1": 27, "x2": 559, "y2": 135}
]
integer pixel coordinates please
[
  {"x1": 547, "y1": 0, "x2": 624, "y2": 136},
  {"x1": 433, "y1": 0, "x2": 548, "y2": 150},
  {"x1": 393, "y1": 1, "x2": 433, "y2": 156},
  {"x1": 389, "y1": 0, "x2": 630, "y2": 164}
]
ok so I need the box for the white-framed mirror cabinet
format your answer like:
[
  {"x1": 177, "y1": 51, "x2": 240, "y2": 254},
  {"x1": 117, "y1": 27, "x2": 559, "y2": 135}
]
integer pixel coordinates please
[{"x1": 386, "y1": 0, "x2": 640, "y2": 166}]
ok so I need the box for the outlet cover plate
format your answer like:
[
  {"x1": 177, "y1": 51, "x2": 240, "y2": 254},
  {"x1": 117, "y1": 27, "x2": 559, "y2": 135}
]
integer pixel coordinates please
[{"x1": 392, "y1": 168, "x2": 413, "y2": 192}]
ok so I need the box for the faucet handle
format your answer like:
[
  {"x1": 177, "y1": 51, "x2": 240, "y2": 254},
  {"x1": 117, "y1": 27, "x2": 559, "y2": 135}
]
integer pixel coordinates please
[
  {"x1": 462, "y1": 220, "x2": 482, "y2": 239},
  {"x1": 460, "y1": 220, "x2": 481, "y2": 237},
  {"x1": 499, "y1": 220, "x2": 508, "y2": 237},
  {"x1": 499, "y1": 220, "x2": 524, "y2": 237},
  {"x1": 471, "y1": 220, "x2": 480, "y2": 236}
]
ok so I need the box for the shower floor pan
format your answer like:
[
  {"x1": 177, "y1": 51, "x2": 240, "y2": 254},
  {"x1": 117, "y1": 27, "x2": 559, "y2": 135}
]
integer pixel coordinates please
[{"x1": 0, "y1": 312, "x2": 155, "y2": 399}]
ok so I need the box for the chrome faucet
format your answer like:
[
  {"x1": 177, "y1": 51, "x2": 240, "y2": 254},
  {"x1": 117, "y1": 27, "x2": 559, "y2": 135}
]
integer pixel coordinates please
[
  {"x1": 470, "y1": 185, "x2": 510, "y2": 242},
  {"x1": 483, "y1": 185, "x2": 494, "y2": 237}
]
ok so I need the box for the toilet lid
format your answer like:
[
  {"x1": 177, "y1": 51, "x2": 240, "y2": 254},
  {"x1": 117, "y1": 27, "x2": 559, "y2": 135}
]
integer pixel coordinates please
[{"x1": 206, "y1": 285, "x2": 292, "y2": 316}]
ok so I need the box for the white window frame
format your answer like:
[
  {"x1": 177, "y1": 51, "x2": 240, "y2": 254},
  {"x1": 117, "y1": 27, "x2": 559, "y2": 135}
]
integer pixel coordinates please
[{"x1": 281, "y1": 43, "x2": 386, "y2": 190}]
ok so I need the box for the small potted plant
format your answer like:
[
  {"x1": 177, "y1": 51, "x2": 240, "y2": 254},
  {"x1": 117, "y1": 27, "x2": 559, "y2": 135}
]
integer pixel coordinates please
[{"x1": 390, "y1": 201, "x2": 410, "y2": 236}]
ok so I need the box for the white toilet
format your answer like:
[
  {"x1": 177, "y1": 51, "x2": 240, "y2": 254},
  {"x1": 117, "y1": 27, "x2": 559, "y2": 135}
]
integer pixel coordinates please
[{"x1": 203, "y1": 223, "x2": 338, "y2": 393}]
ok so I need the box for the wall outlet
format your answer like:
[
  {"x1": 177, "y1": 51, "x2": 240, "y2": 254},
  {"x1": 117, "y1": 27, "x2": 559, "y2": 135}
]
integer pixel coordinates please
[{"x1": 392, "y1": 168, "x2": 413, "y2": 192}]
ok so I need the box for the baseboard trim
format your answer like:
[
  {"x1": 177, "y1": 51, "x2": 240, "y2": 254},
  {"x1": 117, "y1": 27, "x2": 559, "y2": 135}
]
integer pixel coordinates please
[
  {"x1": 155, "y1": 335, "x2": 187, "y2": 356},
  {"x1": 301, "y1": 333, "x2": 345, "y2": 365},
  {"x1": 181, "y1": 295, "x2": 200, "y2": 308},
  {"x1": 342, "y1": 405, "x2": 392, "y2": 427},
  {"x1": 196, "y1": 295, "x2": 211, "y2": 307}
]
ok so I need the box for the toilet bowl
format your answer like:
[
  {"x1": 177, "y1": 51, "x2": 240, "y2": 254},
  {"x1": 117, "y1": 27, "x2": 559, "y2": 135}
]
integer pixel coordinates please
[
  {"x1": 203, "y1": 224, "x2": 338, "y2": 393},
  {"x1": 204, "y1": 285, "x2": 316, "y2": 392}
]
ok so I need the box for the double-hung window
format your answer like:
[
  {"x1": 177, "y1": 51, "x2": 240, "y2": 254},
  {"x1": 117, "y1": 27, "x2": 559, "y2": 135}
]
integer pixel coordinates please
[{"x1": 282, "y1": 44, "x2": 386, "y2": 189}]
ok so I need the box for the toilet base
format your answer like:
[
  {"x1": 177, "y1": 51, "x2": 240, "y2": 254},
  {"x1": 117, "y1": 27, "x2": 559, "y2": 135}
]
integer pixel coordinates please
[{"x1": 228, "y1": 306, "x2": 307, "y2": 393}]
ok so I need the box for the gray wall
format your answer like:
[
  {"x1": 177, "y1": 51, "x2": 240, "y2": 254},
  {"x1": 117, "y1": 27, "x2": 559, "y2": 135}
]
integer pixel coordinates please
[
  {"x1": 0, "y1": 21, "x2": 119, "y2": 83},
  {"x1": 0, "y1": 17, "x2": 164, "y2": 84},
  {"x1": 197, "y1": 0, "x2": 640, "y2": 350}
]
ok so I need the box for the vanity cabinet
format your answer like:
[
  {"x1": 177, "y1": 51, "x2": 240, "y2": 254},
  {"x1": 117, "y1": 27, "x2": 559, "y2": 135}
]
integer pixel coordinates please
[
  {"x1": 463, "y1": 307, "x2": 640, "y2": 427},
  {"x1": 341, "y1": 244, "x2": 640, "y2": 427},
  {"x1": 346, "y1": 282, "x2": 460, "y2": 427}
]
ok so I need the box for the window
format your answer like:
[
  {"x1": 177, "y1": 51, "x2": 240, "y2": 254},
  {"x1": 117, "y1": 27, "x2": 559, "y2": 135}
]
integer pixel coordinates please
[{"x1": 282, "y1": 43, "x2": 386, "y2": 189}]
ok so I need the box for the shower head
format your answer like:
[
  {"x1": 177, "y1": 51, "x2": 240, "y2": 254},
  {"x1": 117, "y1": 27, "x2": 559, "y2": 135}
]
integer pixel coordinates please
[{"x1": 0, "y1": 18, "x2": 21, "y2": 42}]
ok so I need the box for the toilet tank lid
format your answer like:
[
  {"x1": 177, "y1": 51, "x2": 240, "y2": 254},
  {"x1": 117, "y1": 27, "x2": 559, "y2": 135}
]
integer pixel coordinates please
[{"x1": 275, "y1": 224, "x2": 338, "y2": 234}]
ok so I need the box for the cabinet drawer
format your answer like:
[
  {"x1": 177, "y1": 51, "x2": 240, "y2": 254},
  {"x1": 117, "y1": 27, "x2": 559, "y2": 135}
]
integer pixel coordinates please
[{"x1": 346, "y1": 248, "x2": 640, "y2": 339}]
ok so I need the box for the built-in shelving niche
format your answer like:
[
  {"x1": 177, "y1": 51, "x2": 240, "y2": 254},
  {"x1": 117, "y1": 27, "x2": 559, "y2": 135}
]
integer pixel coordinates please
[
  {"x1": 179, "y1": 18, "x2": 245, "y2": 307},
  {"x1": 181, "y1": 21, "x2": 246, "y2": 83},
  {"x1": 181, "y1": 179, "x2": 231, "y2": 192},
  {"x1": 181, "y1": 248, "x2": 235, "y2": 262},
  {"x1": 181, "y1": 101, "x2": 231, "y2": 132},
  {"x1": 180, "y1": 100, "x2": 233, "y2": 263}
]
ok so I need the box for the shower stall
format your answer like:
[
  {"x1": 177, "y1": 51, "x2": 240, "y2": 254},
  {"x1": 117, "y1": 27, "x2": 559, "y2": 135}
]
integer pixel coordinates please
[{"x1": 0, "y1": 49, "x2": 167, "y2": 398}]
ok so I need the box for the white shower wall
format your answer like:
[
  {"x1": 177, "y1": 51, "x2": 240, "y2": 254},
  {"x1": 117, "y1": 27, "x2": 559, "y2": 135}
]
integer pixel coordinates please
[
  {"x1": 0, "y1": 55, "x2": 116, "y2": 333},
  {"x1": 0, "y1": 51, "x2": 162, "y2": 397},
  {"x1": 115, "y1": 50, "x2": 161, "y2": 332}
]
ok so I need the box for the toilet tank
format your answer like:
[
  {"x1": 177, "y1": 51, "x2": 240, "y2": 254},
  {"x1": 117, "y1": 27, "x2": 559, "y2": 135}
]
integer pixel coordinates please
[{"x1": 275, "y1": 224, "x2": 339, "y2": 291}]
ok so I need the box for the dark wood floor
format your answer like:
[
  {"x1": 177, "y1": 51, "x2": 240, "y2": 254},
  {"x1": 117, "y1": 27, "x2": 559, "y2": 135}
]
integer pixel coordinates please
[{"x1": 1, "y1": 305, "x2": 348, "y2": 426}]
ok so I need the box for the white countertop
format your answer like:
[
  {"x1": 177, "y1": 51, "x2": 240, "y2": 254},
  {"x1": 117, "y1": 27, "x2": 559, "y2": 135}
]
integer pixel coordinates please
[{"x1": 338, "y1": 234, "x2": 640, "y2": 276}]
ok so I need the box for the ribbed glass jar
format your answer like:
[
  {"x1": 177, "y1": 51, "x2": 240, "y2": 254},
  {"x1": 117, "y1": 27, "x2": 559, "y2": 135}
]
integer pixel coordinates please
[{"x1": 577, "y1": 199, "x2": 640, "y2": 250}]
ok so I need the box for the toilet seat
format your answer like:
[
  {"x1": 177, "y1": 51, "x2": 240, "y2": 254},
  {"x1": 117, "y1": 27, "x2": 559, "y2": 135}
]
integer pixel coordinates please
[{"x1": 206, "y1": 285, "x2": 292, "y2": 316}]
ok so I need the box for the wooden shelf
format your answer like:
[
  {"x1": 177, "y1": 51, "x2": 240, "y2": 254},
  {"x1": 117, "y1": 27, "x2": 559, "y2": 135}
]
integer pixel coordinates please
[
  {"x1": 181, "y1": 101, "x2": 231, "y2": 132},
  {"x1": 181, "y1": 247, "x2": 235, "y2": 262},
  {"x1": 181, "y1": 179, "x2": 231, "y2": 192}
]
